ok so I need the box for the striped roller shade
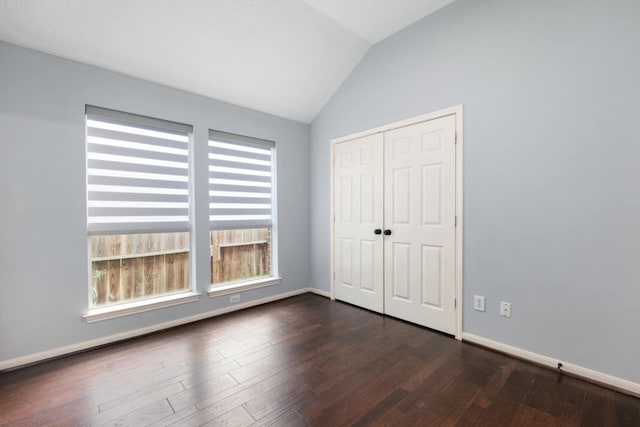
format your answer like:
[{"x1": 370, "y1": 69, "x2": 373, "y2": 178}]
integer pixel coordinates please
[
  {"x1": 208, "y1": 130, "x2": 275, "y2": 230},
  {"x1": 86, "y1": 106, "x2": 192, "y2": 235}
]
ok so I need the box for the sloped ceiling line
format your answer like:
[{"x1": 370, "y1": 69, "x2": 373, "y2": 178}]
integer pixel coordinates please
[{"x1": 0, "y1": 0, "x2": 455, "y2": 123}]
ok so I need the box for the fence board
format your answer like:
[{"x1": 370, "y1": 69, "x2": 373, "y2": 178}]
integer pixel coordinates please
[
  {"x1": 153, "y1": 255, "x2": 165, "y2": 294},
  {"x1": 121, "y1": 258, "x2": 133, "y2": 300},
  {"x1": 176, "y1": 252, "x2": 189, "y2": 290},
  {"x1": 133, "y1": 257, "x2": 144, "y2": 299},
  {"x1": 144, "y1": 256, "x2": 154, "y2": 296},
  {"x1": 165, "y1": 254, "x2": 175, "y2": 292},
  {"x1": 92, "y1": 260, "x2": 108, "y2": 305},
  {"x1": 107, "y1": 260, "x2": 120, "y2": 303}
]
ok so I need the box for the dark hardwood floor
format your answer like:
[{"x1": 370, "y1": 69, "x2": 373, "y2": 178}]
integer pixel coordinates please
[{"x1": 1, "y1": 294, "x2": 638, "y2": 426}]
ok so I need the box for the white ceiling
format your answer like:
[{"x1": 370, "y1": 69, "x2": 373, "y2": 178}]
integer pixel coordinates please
[{"x1": 0, "y1": 0, "x2": 455, "y2": 123}]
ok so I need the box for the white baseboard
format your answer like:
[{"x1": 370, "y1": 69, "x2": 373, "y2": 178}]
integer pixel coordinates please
[
  {"x1": 307, "y1": 287, "x2": 331, "y2": 298},
  {"x1": 462, "y1": 332, "x2": 640, "y2": 398},
  {"x1": 0, "y1": 287, "x2": 316, "y2": 371}
]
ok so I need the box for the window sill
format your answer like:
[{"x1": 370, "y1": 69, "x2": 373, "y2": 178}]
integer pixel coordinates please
[
  {"x1": 84, "y1": 292, "x2": 201, "y2": 323},
  {"x1": 208, "y1": 277, "x2": 282, "y2": 298}
]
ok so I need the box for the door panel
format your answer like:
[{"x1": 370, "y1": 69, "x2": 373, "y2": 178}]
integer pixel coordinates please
[
  {"x1": 334, "y1": 133, "x2": 384, "y2": 313},
  {"x1": 339, "y1": 238, "x2": 353, "y2": 285},
  {"x1": 360, "y1": 240, "x2": 375, "y2": 292},
  {"x1": 339, "y1": 176, "x2": 353, "y2": 221},
  {"x1": 422, "y1": 165, "x2": 442, "y2": 225},
  {"x1": 391, "y1": 242, "x2": 411, "y2": 300},
  {"x1": 421, "y1": 245, "x2": 442, "y2": 307},
  {"x1": 392, "y1": 168, "x2": 411, "y2": 224},
  {"x1": 384, "y1": 115, "x2": 456, "y2": 334},
  {"x1": 360, "y1": 173, "x2": 375, "y2": 223}
]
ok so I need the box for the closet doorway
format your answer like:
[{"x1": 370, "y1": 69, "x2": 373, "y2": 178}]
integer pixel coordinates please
[{"x1": 331, "y1": 106, "x2": 463, "y2": 337}]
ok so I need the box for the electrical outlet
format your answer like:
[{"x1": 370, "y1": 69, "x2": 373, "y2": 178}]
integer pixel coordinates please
[
  {"x1": 500, "y1": 301, "x2": 511, "y2": 318},
  {"x1": 230, "y1": 294, "x2": 240, "y2": 303},
  {"x1": 474, "y1": 295, "x2": 485, "y2": 312}
]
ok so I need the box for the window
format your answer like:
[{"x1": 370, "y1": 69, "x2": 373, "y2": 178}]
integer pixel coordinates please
[
  {"x1": 208, "y1": 130, "x2": 279, "y2": 293},
  {"x1": 86, "y1": 106, "x2": 195, "y2": 314}
]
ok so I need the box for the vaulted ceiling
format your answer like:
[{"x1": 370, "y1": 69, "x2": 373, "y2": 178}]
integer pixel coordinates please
[{"x1": 0, "y1": 0, "x2": 455, "y2": 123}]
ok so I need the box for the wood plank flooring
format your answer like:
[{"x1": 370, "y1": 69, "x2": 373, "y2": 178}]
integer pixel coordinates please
[{"x1": 1, "y1": 293, "x2": 638, "y2": 426}]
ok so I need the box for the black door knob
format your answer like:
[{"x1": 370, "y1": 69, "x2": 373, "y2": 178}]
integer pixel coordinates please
[
  {"x1": 384, "y1": 229, "x2": 392, "y2": 236},
  {"x1": 374, "y1": 229, "x2": 382, "y2": 235}
]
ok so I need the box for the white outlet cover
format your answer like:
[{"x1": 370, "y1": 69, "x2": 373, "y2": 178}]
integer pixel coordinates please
[
  {"x1": 500, "y1": 301, "x2": 511, "y2": 318},
  {"x1": 474, "y1": 295, "x2": 485, "y2": 312}
]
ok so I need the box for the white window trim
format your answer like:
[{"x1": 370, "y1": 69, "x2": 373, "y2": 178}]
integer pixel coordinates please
[
  {"x1": 85, "y1": 106, "x2": 196, "y2": 322},
  {"x1": 84, "y1": 291, "x2": 201, "y2": 323},
  {"x1": 208, "y1": 276, "x2": 282, "y2": 298},
  {"x1": 208, "y1": 129, "x2": 279, "y2": 293}
]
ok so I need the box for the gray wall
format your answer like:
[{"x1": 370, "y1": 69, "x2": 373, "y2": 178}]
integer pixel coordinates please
[
  {"x1": 310, "y1": 0, "x2": 640, "y2": 383},
  {"x1": 0, "y1": 41, "x2": 310, "y2": 363}
]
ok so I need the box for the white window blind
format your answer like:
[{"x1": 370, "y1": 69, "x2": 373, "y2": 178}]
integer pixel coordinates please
[
  {"x1": 208, "y1": 130, "x2": 275, "y2": 230},
  {"x1": 86, "y1": 106, "x2": 192, "y2": 235}
]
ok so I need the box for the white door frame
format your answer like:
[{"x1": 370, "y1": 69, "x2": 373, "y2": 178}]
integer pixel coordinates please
[{"x1": 329, "y1": 105, "x2": 464, "y2": 340}]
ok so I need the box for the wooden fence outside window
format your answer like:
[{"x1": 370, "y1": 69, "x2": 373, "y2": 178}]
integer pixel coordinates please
[{"x1": 90, "y1": 229, "x2": 271, "y2": 306}]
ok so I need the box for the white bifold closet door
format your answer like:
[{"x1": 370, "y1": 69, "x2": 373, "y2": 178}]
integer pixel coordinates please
[{"x1": 334, "y1": 114, "x2": 457, "y2": 334}]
